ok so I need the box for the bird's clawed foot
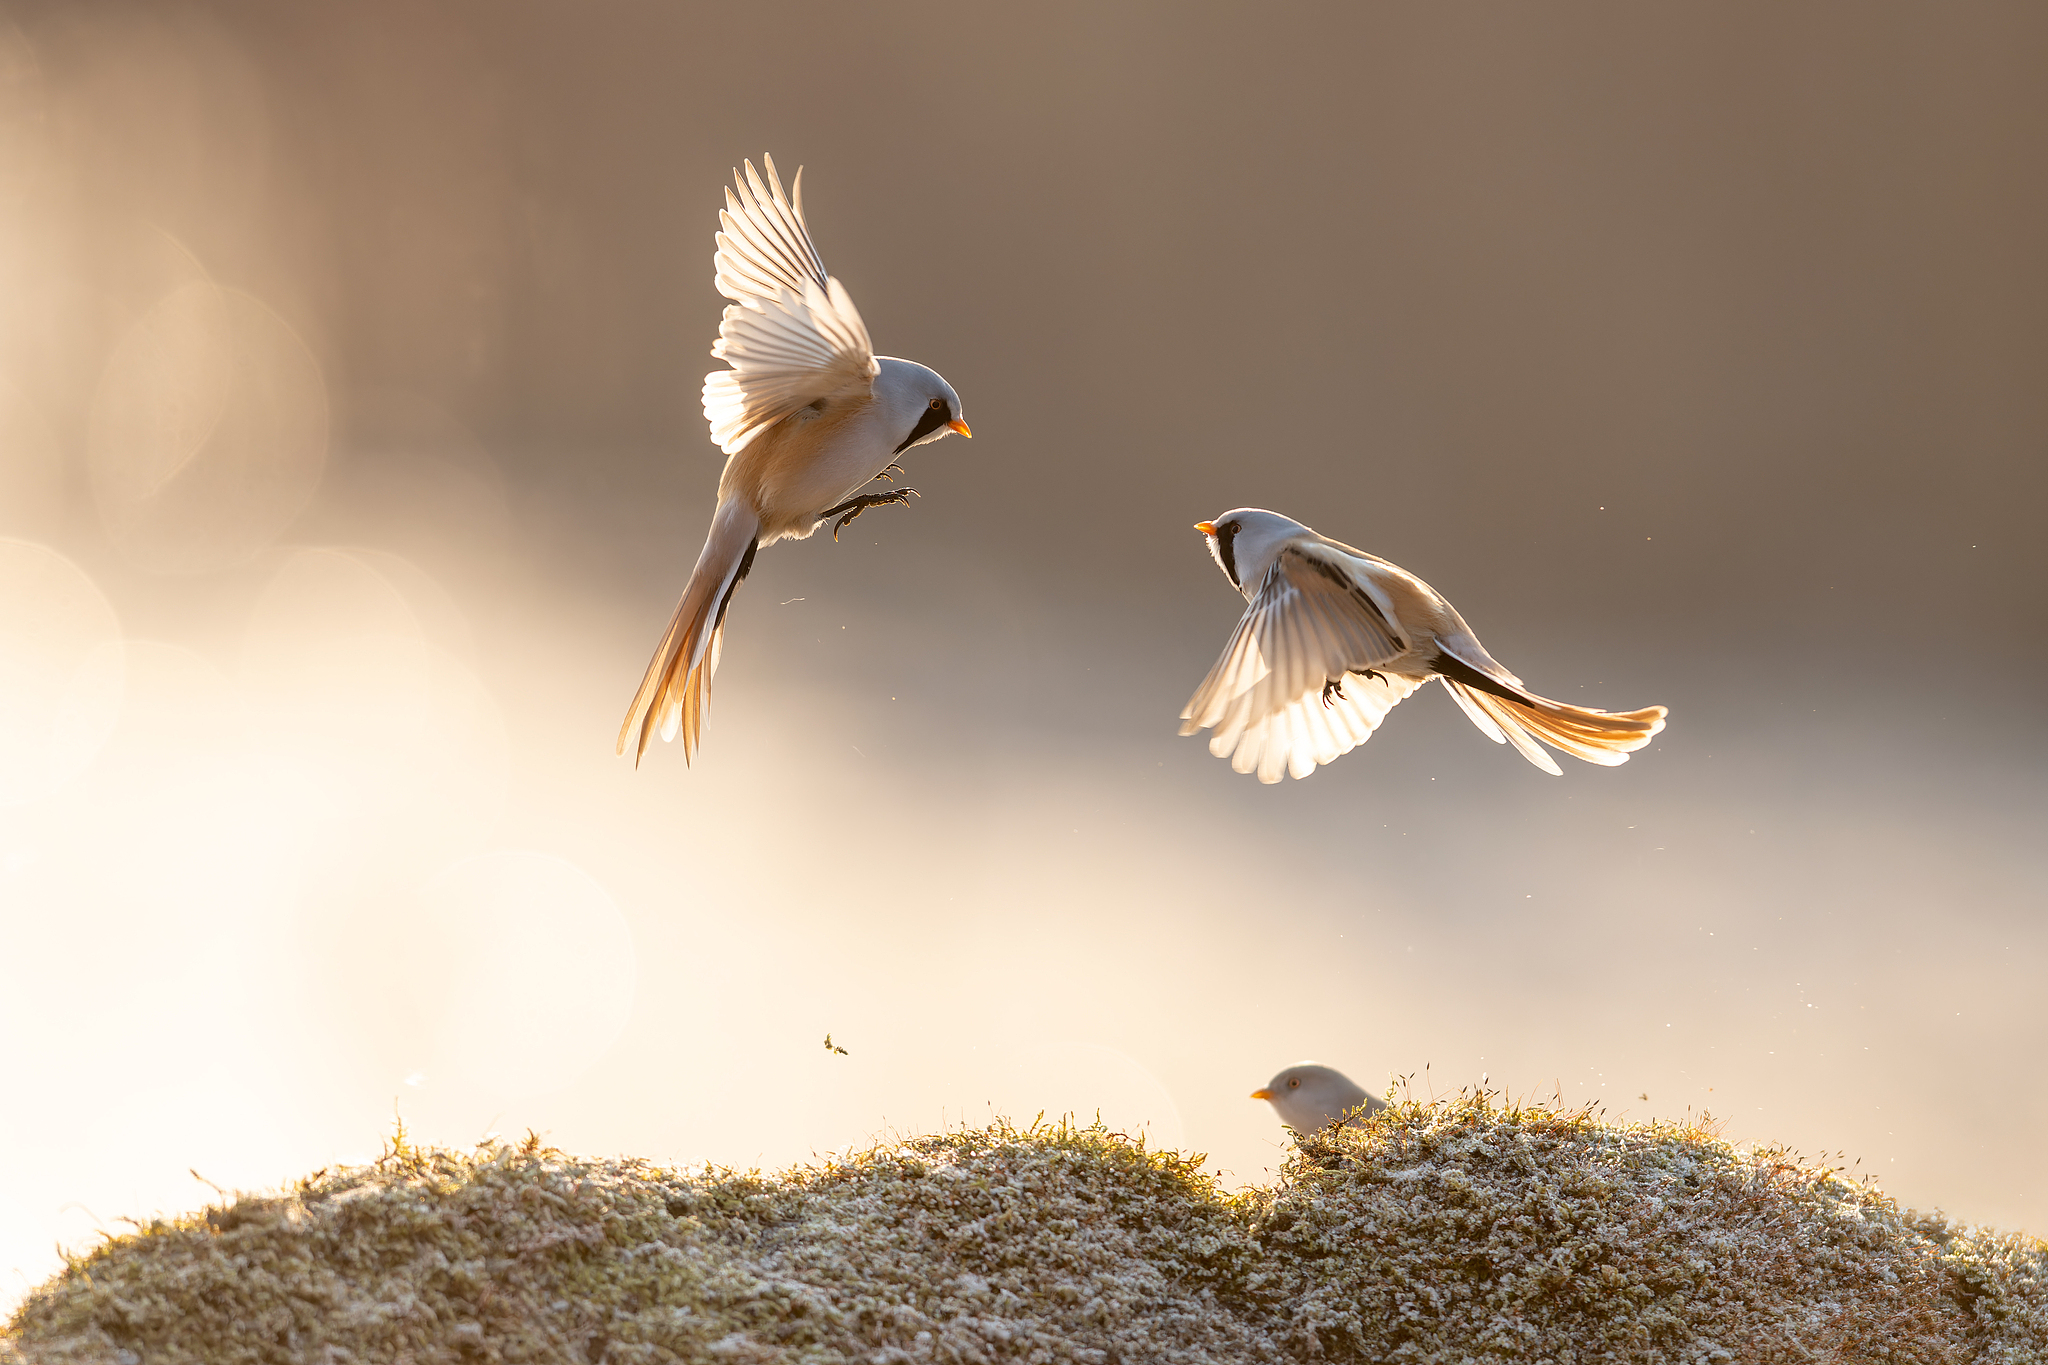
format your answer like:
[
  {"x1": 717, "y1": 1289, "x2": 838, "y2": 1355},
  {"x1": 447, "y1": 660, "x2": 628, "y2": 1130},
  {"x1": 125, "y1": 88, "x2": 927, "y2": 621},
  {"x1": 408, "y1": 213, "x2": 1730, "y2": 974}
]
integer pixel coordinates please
[
  {"x1": 819, "y1": 488, "x2": 921, "y2": 541},
  {"x1": 1321, "y1": 670, "x2": 1387, "y2": 707},
  {"x1": 872, "y1": 463, "x2": 907, "y2": 484}
]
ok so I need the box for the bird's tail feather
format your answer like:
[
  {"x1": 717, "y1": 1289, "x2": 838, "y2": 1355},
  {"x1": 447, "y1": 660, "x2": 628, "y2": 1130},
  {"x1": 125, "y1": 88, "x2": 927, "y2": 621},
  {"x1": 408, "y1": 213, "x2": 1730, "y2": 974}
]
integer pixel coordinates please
[
  {"x1": 1442, "y1": 679, "x2": 1666, "y2": 776},
  {"x1": 618, "y1": 499, "x2": 761, "y2": 765}
]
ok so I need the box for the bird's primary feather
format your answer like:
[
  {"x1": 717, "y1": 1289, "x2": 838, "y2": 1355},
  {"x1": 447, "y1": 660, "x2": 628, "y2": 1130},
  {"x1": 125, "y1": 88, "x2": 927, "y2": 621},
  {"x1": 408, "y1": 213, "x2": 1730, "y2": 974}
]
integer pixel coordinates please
[
  {"x1": 1181, "y1": 546, "x2": 1409, "y2": 741},
  {"x1": 703, "y1": 157, "x2": 878, "y2": 454},
  {"x1": 713, "y1": 158, "x2": 831, "y2": 302},
  {"x1": 1213, "y1": 670, "x2": 1422, "y2": 783}
]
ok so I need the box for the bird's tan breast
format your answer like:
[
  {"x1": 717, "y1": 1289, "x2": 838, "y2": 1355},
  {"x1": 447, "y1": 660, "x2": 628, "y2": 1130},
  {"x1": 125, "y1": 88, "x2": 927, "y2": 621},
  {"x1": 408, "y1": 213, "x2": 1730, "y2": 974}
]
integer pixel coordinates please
[{"x1": 718, "y1": 392, "x2": 883, "y2": 539}]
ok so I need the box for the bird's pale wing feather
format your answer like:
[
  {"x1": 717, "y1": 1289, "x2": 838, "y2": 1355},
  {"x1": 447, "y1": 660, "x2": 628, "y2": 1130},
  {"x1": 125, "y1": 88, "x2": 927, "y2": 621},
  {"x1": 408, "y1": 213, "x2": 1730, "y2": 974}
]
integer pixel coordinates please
[
  {"x1": 1182, "y1": 546, "x2": 1414, "y2": 781},
  {"x1": 1216, "y1": 671, "x2": 1422, "y2": 783},
  {"x1": 702, "y1": 156, "x2": 877, "y2": 454},
  {"x1": 1182, "y1": 547, "x2": 1407, "y2": 731},
  {"x1": 713, "y1": 158, "x2": 830, "y2": 302}
]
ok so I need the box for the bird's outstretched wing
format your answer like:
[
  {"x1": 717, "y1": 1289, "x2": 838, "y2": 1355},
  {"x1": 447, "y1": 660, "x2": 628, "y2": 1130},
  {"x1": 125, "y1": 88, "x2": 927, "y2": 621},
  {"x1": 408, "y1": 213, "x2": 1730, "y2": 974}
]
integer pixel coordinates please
[
  {"x1": 1181, "y1": 546, "x2": 1416, "y2": 782},
  {"x1": 702, "y1": 156, "x2": 879, "y2": 454}
]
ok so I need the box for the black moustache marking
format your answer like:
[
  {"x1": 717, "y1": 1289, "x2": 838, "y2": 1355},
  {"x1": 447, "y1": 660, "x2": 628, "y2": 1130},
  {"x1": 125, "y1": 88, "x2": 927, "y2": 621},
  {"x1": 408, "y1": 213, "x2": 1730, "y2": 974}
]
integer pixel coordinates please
[
  {"x1": 1216, "y1": 521, "x2": 1241, "y2": 586},
  {"x1": 894, "y1": 399, "x2": 952, "y2": 455}
]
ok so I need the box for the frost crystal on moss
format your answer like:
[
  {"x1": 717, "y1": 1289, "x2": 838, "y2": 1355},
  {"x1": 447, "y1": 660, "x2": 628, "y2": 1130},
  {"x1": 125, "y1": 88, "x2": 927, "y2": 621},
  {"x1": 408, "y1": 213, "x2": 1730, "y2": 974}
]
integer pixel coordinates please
[{"x1": 7, "y1": 1101, "x2": 2043, "y2": 1363}]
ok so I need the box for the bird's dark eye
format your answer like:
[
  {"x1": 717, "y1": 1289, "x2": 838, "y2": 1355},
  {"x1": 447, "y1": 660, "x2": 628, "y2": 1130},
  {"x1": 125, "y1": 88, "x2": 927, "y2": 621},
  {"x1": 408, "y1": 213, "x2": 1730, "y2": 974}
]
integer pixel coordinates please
[
  {"x1": 1288, "y1": 1078, "x2": 1299, "y2": 1088},
  {"x1": 895, "y1": 395, "x2": 952, "y2": 454}
]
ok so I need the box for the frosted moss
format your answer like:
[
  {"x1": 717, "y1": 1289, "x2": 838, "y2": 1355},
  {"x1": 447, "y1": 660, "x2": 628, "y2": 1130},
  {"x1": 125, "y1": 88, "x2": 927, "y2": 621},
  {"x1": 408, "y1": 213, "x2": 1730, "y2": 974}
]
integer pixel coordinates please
[{"x1": 7, "y1": 1097, "x2": 2044, "y2": 1363}]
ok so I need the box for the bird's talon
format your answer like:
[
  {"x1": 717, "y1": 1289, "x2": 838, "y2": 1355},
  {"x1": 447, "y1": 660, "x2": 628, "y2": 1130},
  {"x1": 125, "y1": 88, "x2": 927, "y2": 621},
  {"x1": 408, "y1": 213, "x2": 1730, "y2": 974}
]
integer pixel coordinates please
[
  {"x1": 1321, "y1": 678, "x2": 1345, "y2": 708},
  {"x1": 820, "y1": 489, "x2": 921, "y2": 542}
]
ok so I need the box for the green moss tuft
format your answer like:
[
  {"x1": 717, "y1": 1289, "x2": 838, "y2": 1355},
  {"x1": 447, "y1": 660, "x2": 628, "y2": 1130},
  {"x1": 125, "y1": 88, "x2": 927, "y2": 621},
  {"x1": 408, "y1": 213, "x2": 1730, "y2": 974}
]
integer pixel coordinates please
[{"x1": 7, "y1": 1101, "x2": 2043, "y2": 1363}]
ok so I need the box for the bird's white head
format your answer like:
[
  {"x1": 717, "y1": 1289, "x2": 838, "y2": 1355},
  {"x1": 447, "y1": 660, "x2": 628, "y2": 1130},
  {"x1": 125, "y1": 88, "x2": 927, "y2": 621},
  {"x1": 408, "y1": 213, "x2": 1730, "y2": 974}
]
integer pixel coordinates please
[
  {"x1": 1250, "y1": 1062, "x2": 1373, "y2": 1134},
  {"x1": 1193, "y1": 507, "x2": 1311, "y2": 593},
  {"x1": 876, "y1": 357, "x2": 970, "y2": 455}
]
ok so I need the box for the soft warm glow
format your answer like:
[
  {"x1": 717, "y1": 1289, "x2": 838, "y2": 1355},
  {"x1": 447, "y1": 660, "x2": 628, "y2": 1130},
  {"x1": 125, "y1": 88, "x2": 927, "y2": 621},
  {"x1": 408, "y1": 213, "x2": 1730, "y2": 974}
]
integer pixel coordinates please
[{"x1": 3, "y1": 2, "x2": 2044, "y2": 1316}]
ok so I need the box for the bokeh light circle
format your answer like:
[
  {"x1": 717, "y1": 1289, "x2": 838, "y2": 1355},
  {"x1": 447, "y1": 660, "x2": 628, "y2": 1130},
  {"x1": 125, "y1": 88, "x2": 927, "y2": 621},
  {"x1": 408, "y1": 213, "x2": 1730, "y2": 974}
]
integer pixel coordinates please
[
  {"x1": 239, "y1": 547, "x2": 509, "y2": 891},
  {"x1": 0, "y1": 379, "x2": 65, "y2": 537},
  {"x1": 0, "y1": 538, "x2": 124, "y2": 807},
  {"x1": 88, "y1": 282, "x2": 328, "y2": 573}
]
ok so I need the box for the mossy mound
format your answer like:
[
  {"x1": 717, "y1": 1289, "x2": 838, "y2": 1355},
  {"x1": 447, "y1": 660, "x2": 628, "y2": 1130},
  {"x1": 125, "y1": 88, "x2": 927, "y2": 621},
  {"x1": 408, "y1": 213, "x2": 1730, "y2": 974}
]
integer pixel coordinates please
[{"x1": 7, "y1": 1097, "x2": 2044, "y2": 1363}]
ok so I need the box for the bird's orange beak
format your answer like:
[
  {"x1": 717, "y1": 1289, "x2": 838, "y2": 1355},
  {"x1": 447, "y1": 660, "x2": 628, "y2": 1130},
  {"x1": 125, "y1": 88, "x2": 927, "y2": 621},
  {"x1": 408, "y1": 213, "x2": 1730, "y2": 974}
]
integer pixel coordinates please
[
  {"x1": 946, "y1": 419, "x2": 972, "y2": 438},
  {"x1": 1249, "y1": 1088, "x2": 1273, "y2": 1100},
  {"x1": 1195, "y1": 521, "x2": 1217, "y2": 535}
]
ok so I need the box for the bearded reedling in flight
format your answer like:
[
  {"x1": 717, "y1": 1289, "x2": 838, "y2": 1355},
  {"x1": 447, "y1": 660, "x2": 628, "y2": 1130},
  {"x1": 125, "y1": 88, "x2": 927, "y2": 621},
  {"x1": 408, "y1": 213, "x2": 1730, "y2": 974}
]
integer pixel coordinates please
[
  {"x1": 1184, "y1": 509, "x2": 1667, "y2": 783},
  {"x1": 620, "y1": 156, "x2": 970, "y2": 764}
]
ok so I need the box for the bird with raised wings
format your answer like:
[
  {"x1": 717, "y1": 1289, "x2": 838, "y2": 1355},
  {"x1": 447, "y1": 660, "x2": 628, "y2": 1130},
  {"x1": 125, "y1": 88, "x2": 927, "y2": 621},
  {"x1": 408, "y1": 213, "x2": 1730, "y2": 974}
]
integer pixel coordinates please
[
  {"x1": 619, "y1": 156, "x2": 970, "y2": 764},
  {"x1": 1183, "y1": 509, "x2": 1667, "y2": 782}
]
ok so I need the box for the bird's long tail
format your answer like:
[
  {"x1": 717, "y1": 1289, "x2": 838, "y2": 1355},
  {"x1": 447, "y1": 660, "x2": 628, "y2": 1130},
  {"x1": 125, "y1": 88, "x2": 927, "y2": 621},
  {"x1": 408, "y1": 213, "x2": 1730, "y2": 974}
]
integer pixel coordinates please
[
  {"x1": 618, "y1": 498, "x2": 761, "y2": 766},
  {"x1": 1434, "y1": 651, "x2": 1666, "y2": 776}
]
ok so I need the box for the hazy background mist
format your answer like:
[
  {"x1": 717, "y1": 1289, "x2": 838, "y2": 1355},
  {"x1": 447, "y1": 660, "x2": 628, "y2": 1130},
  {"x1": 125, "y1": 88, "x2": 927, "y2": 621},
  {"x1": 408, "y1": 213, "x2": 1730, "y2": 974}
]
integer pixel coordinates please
[{"x1": 3, "y1": 0, "x2": 2044, "y2": 1307}]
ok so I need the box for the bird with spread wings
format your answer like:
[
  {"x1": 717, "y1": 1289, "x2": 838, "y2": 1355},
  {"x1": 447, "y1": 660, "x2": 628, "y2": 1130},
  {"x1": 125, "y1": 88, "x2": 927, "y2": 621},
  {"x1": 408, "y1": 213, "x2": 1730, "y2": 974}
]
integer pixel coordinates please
[
  {"x1": 619, "y1": 156, "x2": 970, "y2": 765},
  {"x1": 1184, "y1": 508, "x2": 1668, "y2": 782}
]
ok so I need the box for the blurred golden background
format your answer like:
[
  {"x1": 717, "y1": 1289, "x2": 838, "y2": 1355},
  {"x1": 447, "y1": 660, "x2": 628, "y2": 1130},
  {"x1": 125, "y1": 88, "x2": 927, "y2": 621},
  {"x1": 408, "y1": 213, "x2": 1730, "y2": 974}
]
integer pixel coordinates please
[{"x1": 3, "y1": 1, "x2": 2044, "y2": 1305}]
